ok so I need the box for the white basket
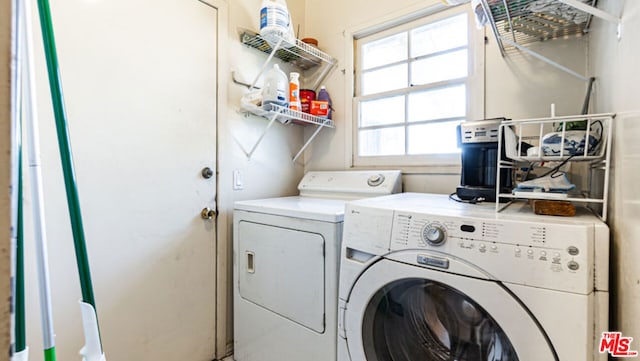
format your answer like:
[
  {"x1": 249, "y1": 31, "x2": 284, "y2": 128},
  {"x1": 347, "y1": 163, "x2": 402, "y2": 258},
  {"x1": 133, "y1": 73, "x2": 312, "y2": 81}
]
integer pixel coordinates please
[{"x1": 502, "y1": 114, "x2": 610, "y2": 162}]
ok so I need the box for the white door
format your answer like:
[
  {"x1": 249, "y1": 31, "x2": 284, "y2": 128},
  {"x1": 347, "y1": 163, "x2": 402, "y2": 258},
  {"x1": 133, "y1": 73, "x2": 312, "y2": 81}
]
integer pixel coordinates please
[
  {"x1": 29, "y1": 0, "x2": 218, "y2": 360},
  {"x1": 343, "y1": 259, "x2": 557, "y2": 361}
]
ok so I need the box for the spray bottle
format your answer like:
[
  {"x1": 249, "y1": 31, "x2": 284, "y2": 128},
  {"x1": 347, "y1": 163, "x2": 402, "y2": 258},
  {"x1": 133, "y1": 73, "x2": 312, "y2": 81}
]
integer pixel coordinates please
[{"x1": 289, "y1": 72, "x2": 301, "y2": 111}]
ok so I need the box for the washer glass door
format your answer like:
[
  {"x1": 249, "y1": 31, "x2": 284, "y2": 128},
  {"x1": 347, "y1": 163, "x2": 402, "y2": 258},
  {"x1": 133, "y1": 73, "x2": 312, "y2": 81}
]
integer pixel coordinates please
[
  {"x1": 344, "y1": 258, "x2": 556, "y2": 361},
  {"x1": 363, "y1": 278, "x2": 517, "y2": 361}
]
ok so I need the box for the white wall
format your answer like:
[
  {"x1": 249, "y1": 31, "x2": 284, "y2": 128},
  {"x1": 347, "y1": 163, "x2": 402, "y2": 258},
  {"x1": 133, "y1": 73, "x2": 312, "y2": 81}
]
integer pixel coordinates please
[
  {"x1": 301, "y1": 0, "x2": 588, "y2": 194},
  {"x1": 1, "y1": 0, "x2": 13, "y2": 357},
  {"x1": 589, "y1": 0, "x2": 640, "y2": 341},
  {"x1": 215, "y1": 0, "x2": 310, "y2": 356}
]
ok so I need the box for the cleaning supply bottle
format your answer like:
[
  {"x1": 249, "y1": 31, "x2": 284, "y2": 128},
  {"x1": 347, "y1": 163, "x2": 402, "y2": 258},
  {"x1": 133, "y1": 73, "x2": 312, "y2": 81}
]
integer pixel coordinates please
[
  {"x1": 260, "y1": 0, "x2": 294, "y2": 46},
  {"x1": 317, "y1": 86, "x2": 332, "y2": 119},
  {"x1": 289, "y1": 72, "x2": 301, "y2": 111},
  {"x1": 262, "y1": 64, "x2": 289, "y2": 110}
]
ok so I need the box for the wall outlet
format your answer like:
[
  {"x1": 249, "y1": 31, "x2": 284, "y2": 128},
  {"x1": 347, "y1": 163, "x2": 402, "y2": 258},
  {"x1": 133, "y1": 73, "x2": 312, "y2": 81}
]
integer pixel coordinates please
[{"x1": 233, "y1": 170, "x2": 244, "y2": 190}]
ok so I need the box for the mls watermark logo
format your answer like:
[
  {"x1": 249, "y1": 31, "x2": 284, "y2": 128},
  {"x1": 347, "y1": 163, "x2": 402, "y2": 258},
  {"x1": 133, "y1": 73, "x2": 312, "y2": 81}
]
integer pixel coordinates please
[{"x1": 599, "y1": 332, "x2": 638, "y2": 357}]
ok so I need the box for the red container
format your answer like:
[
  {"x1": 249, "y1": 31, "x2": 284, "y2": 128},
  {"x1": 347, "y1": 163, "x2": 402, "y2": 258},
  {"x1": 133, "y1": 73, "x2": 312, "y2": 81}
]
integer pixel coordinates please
[{"x1": 299, "y1": 89, "x2": 316, "y2": 114}]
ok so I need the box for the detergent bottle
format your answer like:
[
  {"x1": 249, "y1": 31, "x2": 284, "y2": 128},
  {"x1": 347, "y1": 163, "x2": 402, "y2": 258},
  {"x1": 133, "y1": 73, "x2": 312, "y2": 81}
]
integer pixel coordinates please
[
  {"x1": 289, "y1": 72, "x2": 301, "y2": 111},
  {"x1": 260, "y1": 0, "x2": 295, "y2": 46}
]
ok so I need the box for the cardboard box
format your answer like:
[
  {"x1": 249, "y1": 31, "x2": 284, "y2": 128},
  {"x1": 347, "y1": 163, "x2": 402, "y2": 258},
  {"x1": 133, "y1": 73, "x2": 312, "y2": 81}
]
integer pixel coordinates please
[{"x1": 310, "y1": 100, "x2": 329, "y2": 118}]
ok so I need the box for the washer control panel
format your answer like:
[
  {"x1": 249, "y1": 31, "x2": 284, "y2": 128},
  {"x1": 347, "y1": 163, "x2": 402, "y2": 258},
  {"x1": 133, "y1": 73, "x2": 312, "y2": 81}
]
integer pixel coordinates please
[{"x1": 389, "y1": 211, "x2": 595, "y2": 294}]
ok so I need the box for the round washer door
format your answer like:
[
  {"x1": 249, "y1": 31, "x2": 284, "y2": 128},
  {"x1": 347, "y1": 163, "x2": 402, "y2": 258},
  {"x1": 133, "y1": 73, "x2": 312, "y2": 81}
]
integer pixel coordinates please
[{"x1": 344, "y1": 258, "x2": 556, "y2": 361}]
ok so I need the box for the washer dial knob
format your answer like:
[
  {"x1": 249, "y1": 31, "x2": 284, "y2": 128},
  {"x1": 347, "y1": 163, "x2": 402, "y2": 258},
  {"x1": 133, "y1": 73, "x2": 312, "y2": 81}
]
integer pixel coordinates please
[{"x1": 423, "y1": 224, "x2": 447, "y2": 246}]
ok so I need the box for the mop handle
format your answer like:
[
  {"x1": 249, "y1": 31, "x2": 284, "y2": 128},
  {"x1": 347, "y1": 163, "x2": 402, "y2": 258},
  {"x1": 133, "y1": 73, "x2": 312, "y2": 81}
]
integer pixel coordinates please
[
  {"x1": 22, "y1": 0, "x2": 57, "y2": 357},
  {"x1": 35, "y1": 0, "x2": 104, "y2": 357},
  {"x1": 15, "y1": 132, "x2": 26, "y2": 356},
  {"x1": 10, "y1": 0, "x2": 25, "y2": 356}
]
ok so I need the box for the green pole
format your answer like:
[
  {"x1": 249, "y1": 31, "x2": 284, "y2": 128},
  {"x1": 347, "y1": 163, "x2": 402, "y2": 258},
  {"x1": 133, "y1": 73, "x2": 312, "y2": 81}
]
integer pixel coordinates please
[
  {"x1": 35, "y1": 0, "x2": 103, "y2": 358},
  {"x1": 35, "y1": 0, "x2": 96, "y2": 310},
  {"x1": 44, "y1": 347, "x2": 57, "y2": 361},
  {"x1": 10, "y1": 0, "x2": 24, "y2": 355},
  {"x1": 15, "y1": 114, "x2": 26, "y2": 354}
]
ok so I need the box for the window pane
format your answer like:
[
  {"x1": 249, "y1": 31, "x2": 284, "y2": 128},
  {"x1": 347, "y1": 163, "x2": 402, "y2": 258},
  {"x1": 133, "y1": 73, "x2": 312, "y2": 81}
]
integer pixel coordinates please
[
  {"x1": 362, "y1": 32, "x2": 407, "y2": 70},
  {"x1": 411, "y1": 13, "x2": 467, "y2": 57},
  {"x1": 360, "y1": 96, "x2": 405, "y2": 127},
  {"x1": 408, "y1": 121, "x2": 461, "y2": 154},
  {"x1": 359, "y1": 127, "x2": 405, "y2": 156},
  {"x1": 362, "y1": 64, "x2": 408, "y2": 95},
  {"x1": 411, "y1": 49, "x2": 468, "y2": 85},
  {"x1": 408, "y1": 85, "x2": 466, "y2": 122}
]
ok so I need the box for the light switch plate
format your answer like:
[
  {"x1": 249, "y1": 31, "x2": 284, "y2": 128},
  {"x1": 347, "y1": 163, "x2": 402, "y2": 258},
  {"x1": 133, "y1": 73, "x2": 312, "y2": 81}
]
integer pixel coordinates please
[{"x1": 233, "y1": 170, "x2": 244, "y2": 190}]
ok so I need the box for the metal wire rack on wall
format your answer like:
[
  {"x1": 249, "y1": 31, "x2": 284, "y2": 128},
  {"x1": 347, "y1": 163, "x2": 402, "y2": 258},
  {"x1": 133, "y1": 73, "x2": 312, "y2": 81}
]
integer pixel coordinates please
[{"x1": 479, "y1": 0, "x2": 621, "y2": 82}]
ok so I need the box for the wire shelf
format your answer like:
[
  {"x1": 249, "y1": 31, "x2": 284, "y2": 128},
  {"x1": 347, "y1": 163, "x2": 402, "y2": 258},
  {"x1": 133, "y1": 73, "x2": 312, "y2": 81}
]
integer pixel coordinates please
[
  {"x1": 242, "y1": 102, "x2": 334, "y2": 128},
  {"x1": 238, "y1": 29, "x2": 337, "y2": 162},
  {"x1": 482, "y1": 0, "x2": 596, "y2": 50},
  {"x1": 496, "y1": 113, "x2": 614, "y2": 220},
  {"x1": 240, "y1": 31, "x2": 337, "y2": 71}
]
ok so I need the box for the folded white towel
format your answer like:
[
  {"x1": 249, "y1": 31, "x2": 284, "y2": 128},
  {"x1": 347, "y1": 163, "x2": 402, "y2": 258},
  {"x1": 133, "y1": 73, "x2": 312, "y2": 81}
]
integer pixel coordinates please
[{"x1": 514, "y1": 172, "x2": 575, "y2": 192}]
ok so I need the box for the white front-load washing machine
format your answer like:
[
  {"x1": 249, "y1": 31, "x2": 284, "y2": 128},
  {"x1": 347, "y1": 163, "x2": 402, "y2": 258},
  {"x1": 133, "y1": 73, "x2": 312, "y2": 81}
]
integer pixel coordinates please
[
  {"x1": 233, "y1": 171, "x2": 401, "y2": 361},
  {"x1": 338, "y1": 193, "x2": 609, "y2": 361}
]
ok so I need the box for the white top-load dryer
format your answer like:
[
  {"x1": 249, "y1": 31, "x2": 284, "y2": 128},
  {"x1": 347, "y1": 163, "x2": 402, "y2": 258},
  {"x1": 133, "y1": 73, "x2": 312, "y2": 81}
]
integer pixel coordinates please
[
  {"x1": 233, "y1": 171, "x2": 402, "y2": 361},
  {"x1": 338, "y1": 193, "x2": 609, "y2": 361}
]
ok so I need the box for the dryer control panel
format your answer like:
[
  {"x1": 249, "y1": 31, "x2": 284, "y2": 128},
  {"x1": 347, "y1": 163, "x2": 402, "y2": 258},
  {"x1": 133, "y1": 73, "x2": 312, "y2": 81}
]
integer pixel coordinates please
[{"x1": 298, "y1": 170, "x2": 402, "y2": 199}]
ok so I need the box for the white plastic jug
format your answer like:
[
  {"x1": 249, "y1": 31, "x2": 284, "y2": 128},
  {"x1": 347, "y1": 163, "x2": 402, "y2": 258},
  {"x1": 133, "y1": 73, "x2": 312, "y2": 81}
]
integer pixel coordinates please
[
  {"x1": 260, "y1": 0, "x2": 295, "y2": 46},
  {"x1": 262, "y1": 64, "x2": 289, "y2": 110}
]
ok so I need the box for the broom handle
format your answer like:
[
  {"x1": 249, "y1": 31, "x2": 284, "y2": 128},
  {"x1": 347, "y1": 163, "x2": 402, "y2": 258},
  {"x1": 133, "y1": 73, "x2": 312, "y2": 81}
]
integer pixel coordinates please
[
  {"x1": 35, "y1": 0, "x2": 106, "y2": 357},
  {"x1": 35, "y1": 0, "x2": 96, "y2": 310}
]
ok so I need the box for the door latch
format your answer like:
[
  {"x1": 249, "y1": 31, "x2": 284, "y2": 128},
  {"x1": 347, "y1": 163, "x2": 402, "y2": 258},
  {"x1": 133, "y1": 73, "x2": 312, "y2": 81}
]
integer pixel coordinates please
[{"x1": 201, "y1": 207, "x2": 216, "y2": 219}]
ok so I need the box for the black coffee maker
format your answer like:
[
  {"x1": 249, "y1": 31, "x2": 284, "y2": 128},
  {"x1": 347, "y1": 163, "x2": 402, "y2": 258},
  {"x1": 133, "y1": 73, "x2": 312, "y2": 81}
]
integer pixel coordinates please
[{"x1": 456, "y1": 118, "x2": 512, "y2": 202}]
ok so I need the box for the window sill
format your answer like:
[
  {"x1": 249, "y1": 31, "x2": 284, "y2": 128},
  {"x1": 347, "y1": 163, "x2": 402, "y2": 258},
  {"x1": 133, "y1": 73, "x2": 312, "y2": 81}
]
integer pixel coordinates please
[{"x1": 350, "y1": 163, "x2": 461, "y2": 175}]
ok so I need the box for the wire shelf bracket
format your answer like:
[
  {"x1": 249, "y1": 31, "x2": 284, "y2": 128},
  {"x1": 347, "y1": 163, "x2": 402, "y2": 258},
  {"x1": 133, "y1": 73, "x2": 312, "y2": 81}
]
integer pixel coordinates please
[{"x1": 242, "y1": 103, "x2": 335, "y2": 162}]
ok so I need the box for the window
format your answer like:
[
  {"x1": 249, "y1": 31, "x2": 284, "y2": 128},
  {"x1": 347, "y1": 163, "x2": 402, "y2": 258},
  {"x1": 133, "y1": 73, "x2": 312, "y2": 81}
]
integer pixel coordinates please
[{"x1": 353, "y1": 6, "x2": 483, "y2": 167}]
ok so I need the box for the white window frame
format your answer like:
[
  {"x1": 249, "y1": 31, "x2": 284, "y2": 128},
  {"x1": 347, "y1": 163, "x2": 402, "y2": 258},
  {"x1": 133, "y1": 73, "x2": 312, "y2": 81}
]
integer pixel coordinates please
[{"x1": 348, "y1": 5, "x2": 485, "y2": 170}]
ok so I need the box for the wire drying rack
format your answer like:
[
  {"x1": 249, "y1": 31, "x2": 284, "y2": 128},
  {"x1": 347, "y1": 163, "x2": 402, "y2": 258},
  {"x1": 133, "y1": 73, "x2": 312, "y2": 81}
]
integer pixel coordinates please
[
  {"x1": 481, "y1": 0, "x2": 596, "y2": 55},
  {"x1": 479, "y1": 0, "x2": 621, "y2": 82}
]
